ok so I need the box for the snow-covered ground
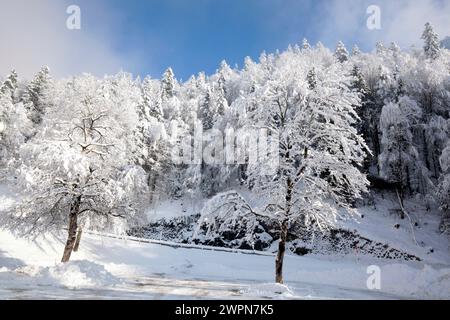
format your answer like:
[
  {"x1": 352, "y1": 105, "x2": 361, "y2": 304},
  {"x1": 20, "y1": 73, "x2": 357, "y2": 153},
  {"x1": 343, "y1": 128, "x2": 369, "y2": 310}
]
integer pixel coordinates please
[
  {"x1": 1, "y1": 184, "x2": 450, "y2": 299},
  {"x1": 0, "y1": 230, "x2": 449, "y2": 300},
  {"x1": 339, "y1": 194, "x2": 450, "y2": 264}
]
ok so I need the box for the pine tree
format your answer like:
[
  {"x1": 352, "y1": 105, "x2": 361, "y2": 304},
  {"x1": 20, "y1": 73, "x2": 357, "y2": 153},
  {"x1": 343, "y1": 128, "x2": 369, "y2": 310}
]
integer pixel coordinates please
[
  {"x1": 352, "y1": 66, "x2": 368, "y2": 95},
  {"x1": 389, "y1": 42, "x2": 401, "y2": 54},
  {"x1": 217, "y1": 60, "x2": 232, "y2": 102},
  {"x1": 0, "y1": 83, "x2": 14, "y2": 161},
  {"x1": 352, "y1": 45, "x2": 361, "y2": 56},
  {"x1": 198, "y1": 87, "x2": 215, "y2": 130},
  {"x1": 335, "y1": 41, "x2": 349, "y2": 62},
  {"x1": 141, "y1": 77, "x2": 163, "y2": 120},
  {"x1": 306, "y1": 68, "x2": 317, "y2": 90},
  {"x1": 0, "y1": 70, "x2": 30, "y2": 165},
  {"x1": 422, "y1": 22, "x2": 440, "y2": 60},
  {"x1": 376, "y1": 41, "x2": 385, "y2": 55},
  {"x1": 214, "y1": 86, "x2": 228, "y2": 118},
  {"x1": 161, "y1": 67, "x2": 176, "y2": 100},
  {"x1": 0, "y1": 70, "x2": 18, "y2": 101},
  {"x1": 351, "y1": 65, "x2": 369, "y2": 143},
  {"x1": 23, "y1": 66, "x2": 52, "y2": 125},
  {"x1": 302, "y1": 38, "x2": 311, "y2": 50}
]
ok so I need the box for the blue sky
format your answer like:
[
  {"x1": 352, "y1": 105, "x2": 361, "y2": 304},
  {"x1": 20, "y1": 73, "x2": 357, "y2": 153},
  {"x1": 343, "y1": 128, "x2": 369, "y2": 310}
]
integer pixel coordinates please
[
  {"x1": 1, "y1": 0, "x2": 449, "y2": 79},
  {"x1": 90, "y1": 0, "x2": 323, "y2": 79}
]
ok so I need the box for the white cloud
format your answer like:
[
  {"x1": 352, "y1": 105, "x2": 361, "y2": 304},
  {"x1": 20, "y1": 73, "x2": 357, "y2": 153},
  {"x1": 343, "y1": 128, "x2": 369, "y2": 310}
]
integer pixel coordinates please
[
  {"x1": 377, "y1": 0, "x2": 450, "y2": 47},
  {"x1": 0, "y1": 0, "x2": 137, "y2": 79},
  {"x1": 316, "y1": 0, "x2": 450, "y2": 50}
]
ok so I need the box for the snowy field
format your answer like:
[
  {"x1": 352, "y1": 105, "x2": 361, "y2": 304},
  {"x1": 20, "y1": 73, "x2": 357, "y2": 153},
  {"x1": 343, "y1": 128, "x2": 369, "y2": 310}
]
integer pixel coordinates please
[
  {"x1": 1, "y1": 230, "x2": 450, "y2": 300},
  {"x1": 1, "y1": 183, "x2": 450, "y2": 300}
]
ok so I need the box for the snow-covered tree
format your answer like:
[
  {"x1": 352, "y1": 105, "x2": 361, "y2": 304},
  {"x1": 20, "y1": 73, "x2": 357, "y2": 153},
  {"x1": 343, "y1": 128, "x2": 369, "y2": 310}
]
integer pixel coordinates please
[
  {"x1": 0, "y1": 72, "x2": 31, "y2": 167},
  {"x1": 306, "y1": 68, "x2": 317, "y2": 90},
  {"x1": 135, "y1": 77, "x2": 171, "y2": 203},
  {"x1": 0, "y1": 70, "x2": 18, "y2": 101},
  {"x1": 161, "y1": 67, "x2": 176, "y2": 101},
  {"x1": 196, "y1": 191, "x2": 262, "y2": 245},
  {"x1": 134, "y1": 77, "x2": 176, "y2": 174},
  {"x1": 425, "y1": 115, "x2": 449, "y2": 179},
  {"x1": 352, "y1": 45, "x2": 361, "y2": 56},
  {"x1": 141, "y1": 77, "x2": 163, "y2": 120},
  {"x1": 378, "y1": 97, "x2": 424, "y2": 201},
  {"x1": 302, "y1": 38, "x2": 311, "y2": 50},
  {"x1": 199, "y1": 51, "x2": 369, "y2": 283},
  {"x1": 335, "y1": 41, "x2": 349, "y2": 63},
  {"x1": 198, "y1": 87, "x2": 215, "y2": 130},
  {"x1": 437, "y1": 144, "x2": 450, "y2": 233},
  {"x1": 376, "y1": 41, "x2": 385, "y2": 55},
  {"x1": 422, "y1": 22, "x2": 441, "y2": 60},
  {"x1": 22, "y1": 66, "x2": 52, "y2": 125},
  {"x1": 215, "y1": 60, "x2": 235, "y2": 103},
  {"x1": 5, "y1": 74, "x2": 148, "y2": 263}
]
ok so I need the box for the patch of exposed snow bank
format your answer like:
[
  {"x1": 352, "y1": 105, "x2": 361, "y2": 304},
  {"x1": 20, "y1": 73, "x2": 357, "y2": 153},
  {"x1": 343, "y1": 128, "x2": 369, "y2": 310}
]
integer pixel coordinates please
[{"x1": 16, "y1": 260, "x2": 121, "y2": 289}]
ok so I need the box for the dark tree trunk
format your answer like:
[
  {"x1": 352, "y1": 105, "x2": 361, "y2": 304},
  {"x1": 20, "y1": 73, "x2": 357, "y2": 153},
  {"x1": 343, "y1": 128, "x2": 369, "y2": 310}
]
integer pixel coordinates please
[
  {"x1": 405, "y1": 166, "x2": 412, "y2": 195},
  {"x1": 150, "y1": 172, "x2": 160, "y2": 204},
  {"x1": 396, "y1": 188, "x2": 405, "y2": 219},
  {"x1": 275, "y1": 220, "x2": 288, "y2": 284},
  {"x1": 397, "y1": 143, "x2": 405, "y2": 218},
  {"x1": 73, "y1": 228, "x2": 83, "y2": 252},
  {"x1": 423, "y1": 129, "x2": 431, "y2": 171},
  {"x1": 372, "y1": 123, "x2": 381, "y2": 174},
  {"x1": 274, "y1": 136, "x2": 295, "y2": 284},
  {"x1": 61, "y1": 196, "x2": 81, "y2": 263}
]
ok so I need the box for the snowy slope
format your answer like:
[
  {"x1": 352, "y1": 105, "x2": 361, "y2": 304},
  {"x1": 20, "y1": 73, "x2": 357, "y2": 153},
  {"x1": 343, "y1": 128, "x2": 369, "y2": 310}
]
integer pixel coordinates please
[
  {"x1": 138, "y1": 190, "x2": 450, "y2": 264},
  {"x1": 339, "y1": 193, "x2": 450, "y2": 264}
]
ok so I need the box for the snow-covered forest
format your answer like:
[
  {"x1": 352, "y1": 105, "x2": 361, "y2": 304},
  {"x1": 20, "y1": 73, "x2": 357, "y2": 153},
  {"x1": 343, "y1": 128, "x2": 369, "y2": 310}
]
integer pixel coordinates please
[{"x1": 1, "y1": 22, "x2": 450, "y2": 298}]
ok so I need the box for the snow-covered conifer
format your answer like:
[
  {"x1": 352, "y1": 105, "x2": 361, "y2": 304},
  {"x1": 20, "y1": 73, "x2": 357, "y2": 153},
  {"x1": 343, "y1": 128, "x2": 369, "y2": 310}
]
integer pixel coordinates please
[
  {"x1": 302, "y1": 38, "x2": 311, "y2": 50},
  {"x1": 22, "y1": 66, "x2": 52, "y2": 125},
  {"x1": 161, "y1": 67, "x2": 176, "y2": 100},
  {"x1": 422, "y1": 22, "x2": 441, "y2": 60},
  {"x1": 335, "y1": 41, "x2": 349, "y2": 63}
]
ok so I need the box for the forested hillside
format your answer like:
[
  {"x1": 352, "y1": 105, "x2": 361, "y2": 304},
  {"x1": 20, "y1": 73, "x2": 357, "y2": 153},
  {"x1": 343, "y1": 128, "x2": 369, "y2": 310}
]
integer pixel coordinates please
[{"x1": 0, "y1": 24, "x2": 449, "y2": 278}]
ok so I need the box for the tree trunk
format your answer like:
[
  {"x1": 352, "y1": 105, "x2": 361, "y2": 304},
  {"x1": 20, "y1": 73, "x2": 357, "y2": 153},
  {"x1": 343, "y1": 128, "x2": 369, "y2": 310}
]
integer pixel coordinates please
[
  {"x1": 423, "y1": 129, "x2": 431, "y2": 171},
  {"x1": 275, "y1": 147, "x2": 293, "y2": 284},
  {"x1": 373, "y1": 123, "x2": 381, "y2": 174},
  {"x1": 150, "y1": 172, "x2": 159, "y2": 205},
  {"x1": 61, "y1": 196, "x2": 81, "y2": 263},
  {"x1": 73, "y1": 228, "x2": 83, "y2": 252},
  {"x1": 396, "y1": 188, "x2": 405, "y2": 220},
  {"x1": 275, "y1": 220, "x2": 288, "y2": 284}
]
